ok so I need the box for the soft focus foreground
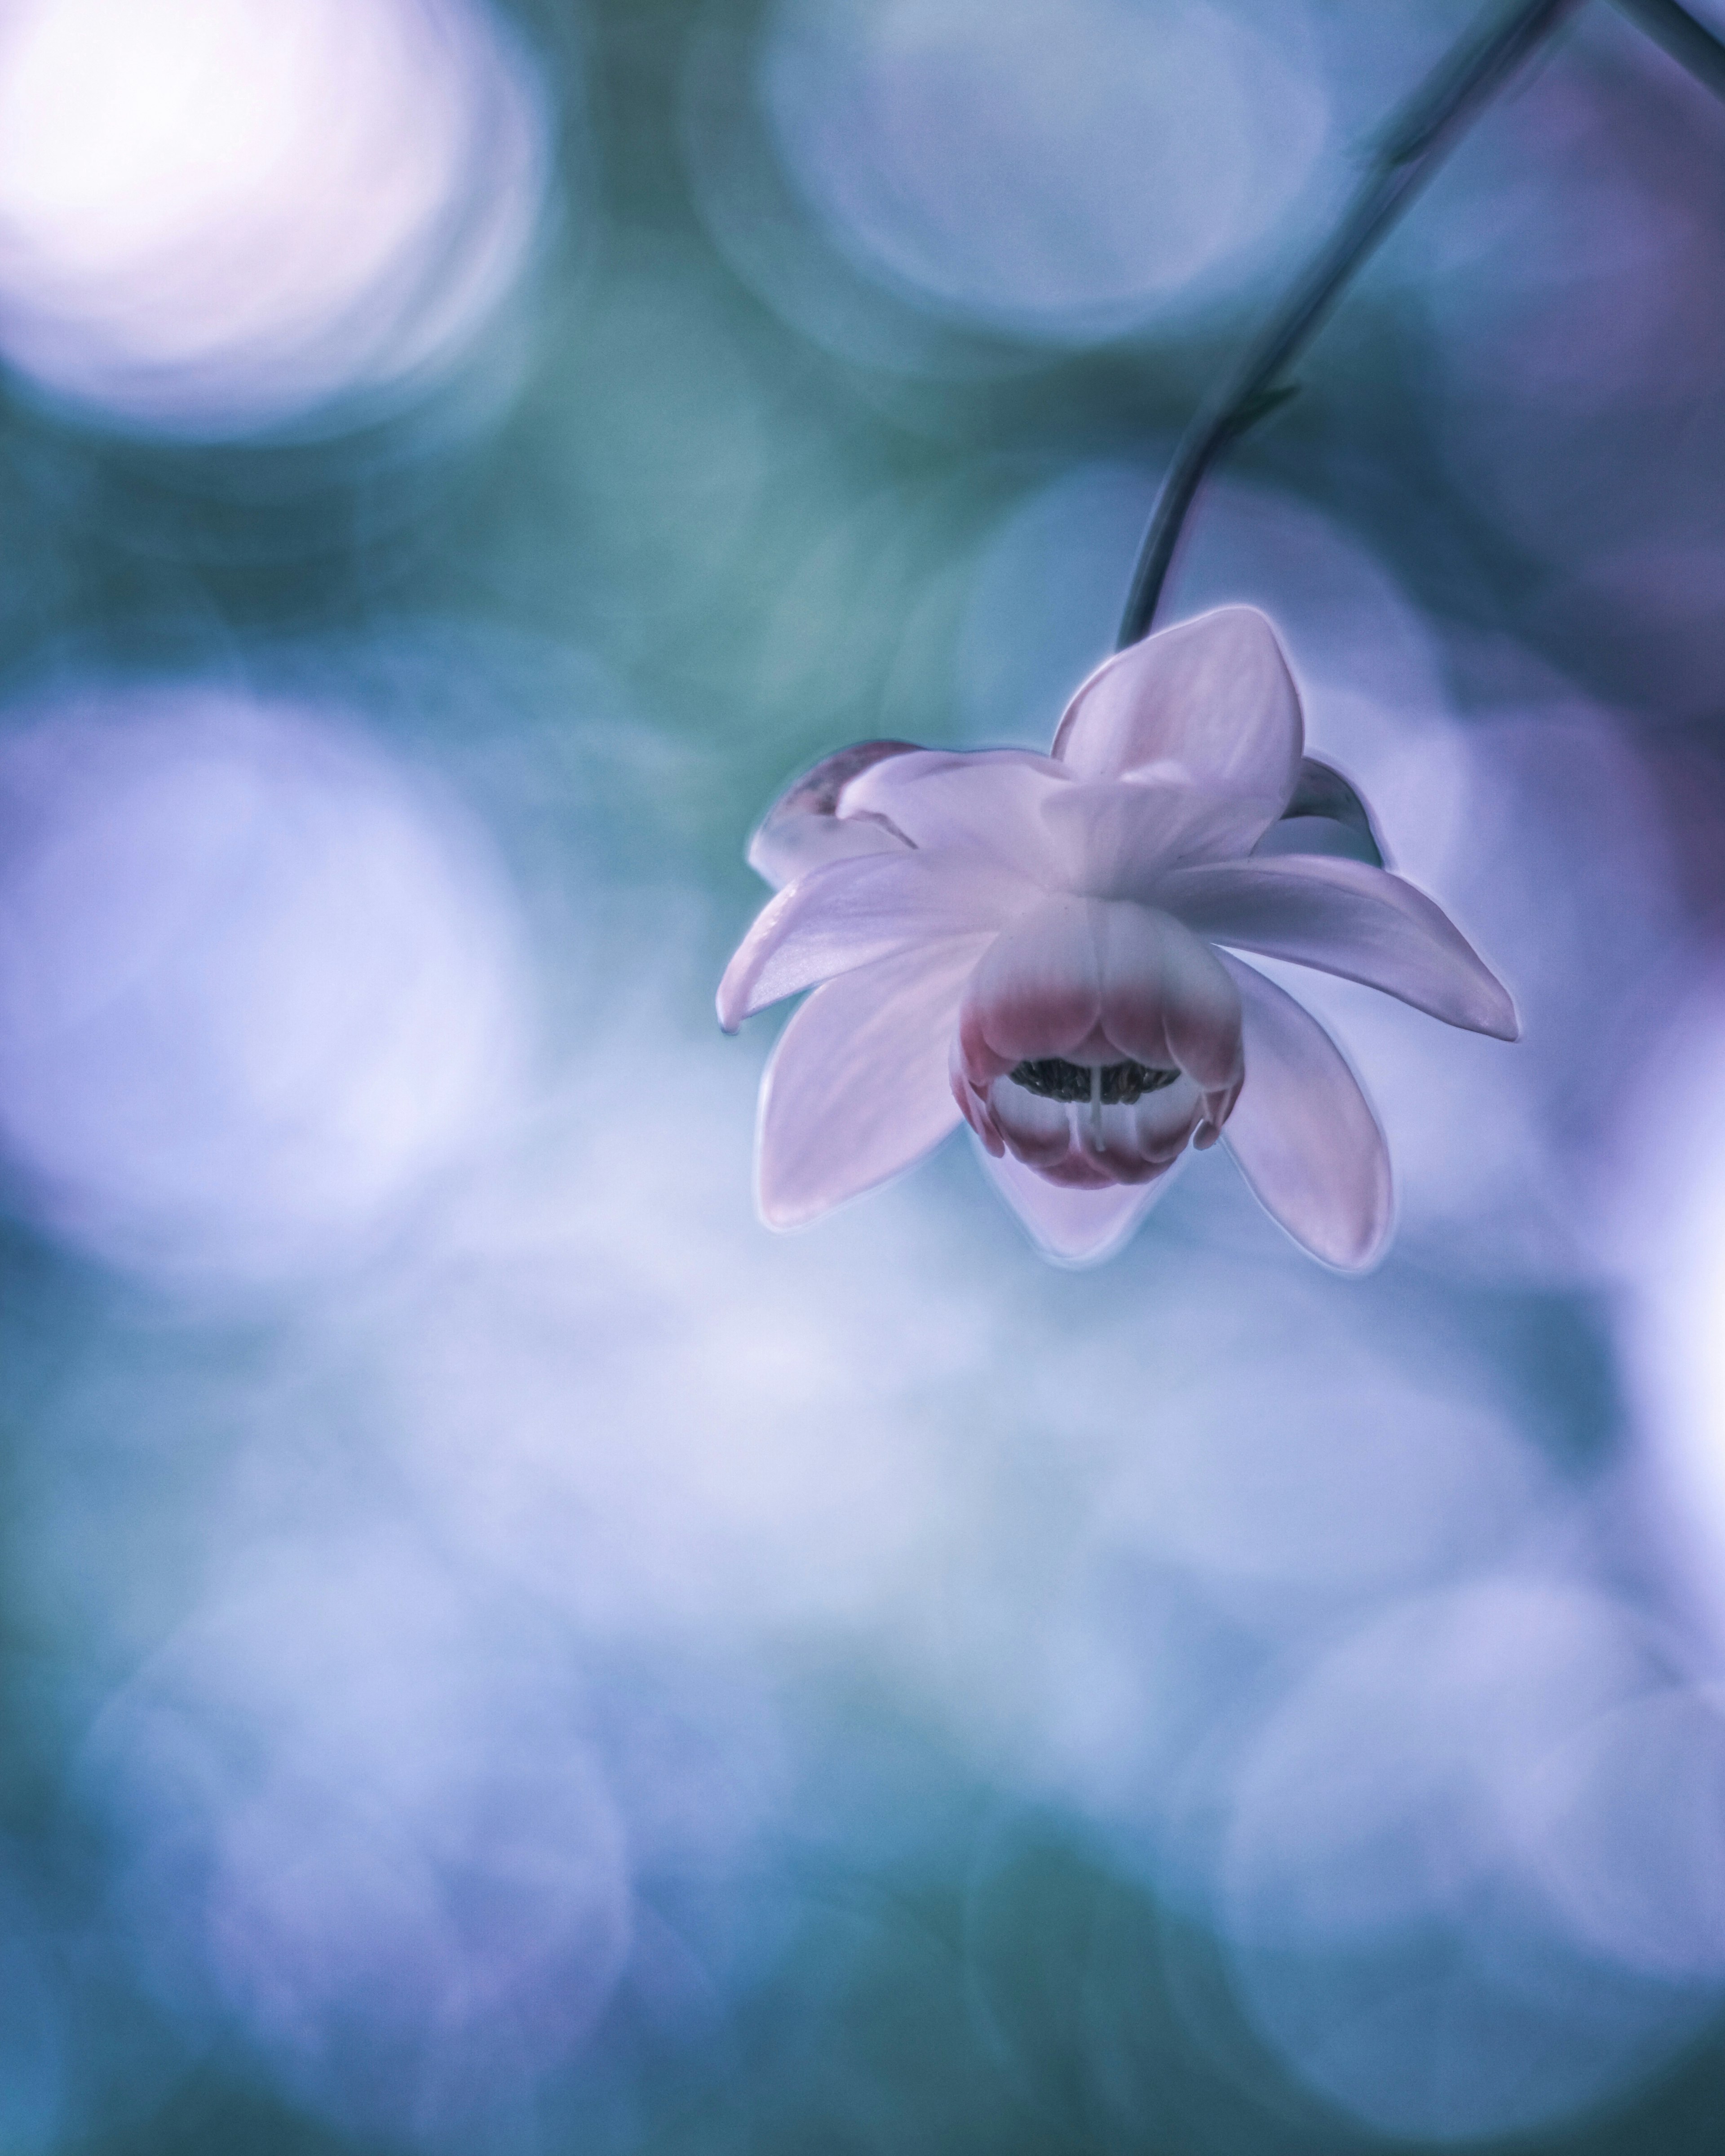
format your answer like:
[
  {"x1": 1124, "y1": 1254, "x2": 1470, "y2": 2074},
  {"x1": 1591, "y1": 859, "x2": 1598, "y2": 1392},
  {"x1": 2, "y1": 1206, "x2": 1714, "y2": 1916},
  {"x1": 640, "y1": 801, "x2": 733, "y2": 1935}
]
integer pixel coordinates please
[{"x1": 0, "y1": 3, "x2": 1722, "y2": 2153}]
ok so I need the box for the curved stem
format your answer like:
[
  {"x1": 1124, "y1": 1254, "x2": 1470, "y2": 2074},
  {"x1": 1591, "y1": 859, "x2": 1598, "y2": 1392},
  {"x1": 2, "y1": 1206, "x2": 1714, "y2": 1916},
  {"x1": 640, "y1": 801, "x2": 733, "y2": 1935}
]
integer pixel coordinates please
[
  {"x1": 1614, "y1": 0, "x2": 1725, "y2": 100},
  {"x1": 1117, "y1": 0, "x2": 1587, "y2": 650}
]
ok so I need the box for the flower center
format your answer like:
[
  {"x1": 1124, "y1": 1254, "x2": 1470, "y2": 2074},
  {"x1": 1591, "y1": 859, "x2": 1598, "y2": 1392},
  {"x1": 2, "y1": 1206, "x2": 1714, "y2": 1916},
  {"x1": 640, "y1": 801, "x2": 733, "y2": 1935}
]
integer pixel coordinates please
[{"x1": 1008, "y1": 1057, "x2": 1178, "y2": 1105}]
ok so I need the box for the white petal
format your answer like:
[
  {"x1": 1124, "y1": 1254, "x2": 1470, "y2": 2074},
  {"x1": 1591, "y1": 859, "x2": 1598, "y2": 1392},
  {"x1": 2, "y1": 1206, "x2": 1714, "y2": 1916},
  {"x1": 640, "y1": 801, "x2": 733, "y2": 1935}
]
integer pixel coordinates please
[
  {"x1": 838, "y1": 747, "x2": 1071, "y2": 875},
  {"x1": 1219, "y1": 954, "x2": 1392, "y2": 1272},
  {"x1": 747, "y1": 740, "x2": 920, "y2": 889},
  {"x1": 976, "y1": 1136, "x2": 1173, "y2": 1267},
  {"x1": 756, "y1": 939, "x2": 986, "y2": 1228},
  {"x1": 1158, "y1": 854, "x2": 1519, "y2": 1041},
  {"x1": 1042, "y1": 775, "x2": 1285, "y2": 887},
  {"x1": 1052, "y1": 606, "x2": 1304, "y2": 805},
  {"x1": 718, "y1": 850, "x2": 1029, "y2": 1032}
]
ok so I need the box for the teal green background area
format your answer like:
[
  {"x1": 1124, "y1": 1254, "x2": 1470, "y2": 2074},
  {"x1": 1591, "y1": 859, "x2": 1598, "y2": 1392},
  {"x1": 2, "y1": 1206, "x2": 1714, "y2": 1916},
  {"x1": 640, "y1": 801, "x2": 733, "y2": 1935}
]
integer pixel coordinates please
[{"x1": 1, "y1": 1, "x2": 1724, "y2": 2151}]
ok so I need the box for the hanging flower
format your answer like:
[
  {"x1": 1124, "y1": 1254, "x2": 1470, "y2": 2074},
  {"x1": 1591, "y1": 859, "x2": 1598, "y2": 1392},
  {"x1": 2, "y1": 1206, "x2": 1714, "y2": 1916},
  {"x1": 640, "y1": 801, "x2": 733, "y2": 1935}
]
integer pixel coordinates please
[{"x1": 718, "y1": 606, "x2": 1516, "y2": 1268}]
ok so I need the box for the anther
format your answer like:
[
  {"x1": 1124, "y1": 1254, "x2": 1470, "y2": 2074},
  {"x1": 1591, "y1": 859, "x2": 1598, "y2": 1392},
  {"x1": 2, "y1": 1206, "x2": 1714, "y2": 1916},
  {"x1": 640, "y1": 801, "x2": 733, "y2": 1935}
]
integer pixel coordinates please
[{"x1": 1008, "y1": 1056, "x2": 1179, "y2": 1105}]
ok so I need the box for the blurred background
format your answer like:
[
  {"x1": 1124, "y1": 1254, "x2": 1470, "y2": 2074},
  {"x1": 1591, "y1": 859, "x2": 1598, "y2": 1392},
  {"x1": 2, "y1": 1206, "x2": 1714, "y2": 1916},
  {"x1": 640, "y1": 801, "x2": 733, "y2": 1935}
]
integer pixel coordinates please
[{"x1": 1, "y1": 0, "x2": 1725, "y2": 2148}]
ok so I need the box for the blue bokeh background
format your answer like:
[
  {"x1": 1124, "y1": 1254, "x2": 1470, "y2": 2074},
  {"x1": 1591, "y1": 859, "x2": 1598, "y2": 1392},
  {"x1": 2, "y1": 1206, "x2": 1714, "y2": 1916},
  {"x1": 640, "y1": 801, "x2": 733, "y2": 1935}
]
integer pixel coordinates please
[{"x1": 1, "y1": 0, "x2": 1725, "y2": 2147}]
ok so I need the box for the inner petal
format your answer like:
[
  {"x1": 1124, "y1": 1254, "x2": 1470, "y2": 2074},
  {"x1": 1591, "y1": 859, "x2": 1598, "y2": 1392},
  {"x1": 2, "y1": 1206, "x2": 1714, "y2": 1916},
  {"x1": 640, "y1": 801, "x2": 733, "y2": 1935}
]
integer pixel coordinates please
[
  {"x1": 987, "y1": 1078, "x2": 1074, "y2": 1169},
  {"x1": 957, "y1": 893, "x2": 1100, "y2": 1082},
  {"x1": 1092, "y1": 900, "x2": 1243, "y2": 1085},
  {"x1": 986, "y1": 1059, "x2": 1206, "y2": 1191},
  {"x1": 956, "y1": 895, "x2": 1245, "y2": 1113}
]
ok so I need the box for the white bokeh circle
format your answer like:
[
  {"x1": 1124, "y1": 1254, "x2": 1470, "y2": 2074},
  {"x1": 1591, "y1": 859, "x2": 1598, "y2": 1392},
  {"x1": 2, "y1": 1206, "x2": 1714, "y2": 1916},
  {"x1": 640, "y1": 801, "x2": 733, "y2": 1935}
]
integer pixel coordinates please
[
  {"x1": 81, "y1": 1538, "x2": 635, "y2": 2144},
  {"x1": 761, "y1": 0, "x2": 1329, "y2": 340},
  {"x1": 0, "y1": 0, "x2": 551, "y2": 436},
  {"x1": 1219, "y1": 1577, "x2": 1716, "y2": 2143},
  {"x1": 0, "y1": 686, "x2": 531, "y2": 1286}
]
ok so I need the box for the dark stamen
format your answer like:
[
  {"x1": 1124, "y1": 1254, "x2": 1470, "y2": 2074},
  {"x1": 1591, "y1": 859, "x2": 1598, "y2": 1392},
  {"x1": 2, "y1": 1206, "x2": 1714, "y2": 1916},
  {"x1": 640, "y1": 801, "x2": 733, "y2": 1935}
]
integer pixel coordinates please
[{"x1": 1009, "y1": 1057, "x2": 1178, "y2": 1106}]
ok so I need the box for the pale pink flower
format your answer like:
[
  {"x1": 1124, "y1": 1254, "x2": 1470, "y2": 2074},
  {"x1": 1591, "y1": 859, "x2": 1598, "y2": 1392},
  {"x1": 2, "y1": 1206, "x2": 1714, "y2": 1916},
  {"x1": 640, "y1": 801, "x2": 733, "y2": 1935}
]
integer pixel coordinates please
[{"x1": 718, "y1": 606, "x2": 1517, "y2": 1268}]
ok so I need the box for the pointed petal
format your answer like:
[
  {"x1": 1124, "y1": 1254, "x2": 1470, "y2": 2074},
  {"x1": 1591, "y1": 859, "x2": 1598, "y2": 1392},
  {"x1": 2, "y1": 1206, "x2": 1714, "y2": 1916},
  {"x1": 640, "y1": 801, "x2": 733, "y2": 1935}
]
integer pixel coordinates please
[
  {"x1": 747, "y1": 741, "x2": 920, "y2": 889},
  {"x1": 837, "y1": 747, "x2": 1071, "y2": 876},
  {"x1": 718, "y1": 851, "x2": 1030, "y2": 1031},
  {"x1": 976, "y1": 1136, "x2": 1172, "y2": 1267},
  {"x1": 1219, "y1": 954, "x2": 1392, "y2": 1271},
  {"x1": 1157, "y1": 855, "x2": 1519, "y2": 1040},
  {"x1": 1052, "y1": 607, "x2": 1304, "y2": 808},
  {"x1": 756, "y1": 938, "x2": 987, "y2": 1228}
]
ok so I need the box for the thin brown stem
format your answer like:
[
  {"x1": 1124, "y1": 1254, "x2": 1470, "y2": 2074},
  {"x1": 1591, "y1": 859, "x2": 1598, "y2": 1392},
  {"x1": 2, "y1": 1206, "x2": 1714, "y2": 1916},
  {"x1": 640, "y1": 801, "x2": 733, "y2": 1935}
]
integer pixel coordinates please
[
  {"x1": 1117, "y1": 0, "x2": 1587, "y2": 649},
  {"x1": 1613, "y1": 0, "x2": 1725, "y2": 99}
]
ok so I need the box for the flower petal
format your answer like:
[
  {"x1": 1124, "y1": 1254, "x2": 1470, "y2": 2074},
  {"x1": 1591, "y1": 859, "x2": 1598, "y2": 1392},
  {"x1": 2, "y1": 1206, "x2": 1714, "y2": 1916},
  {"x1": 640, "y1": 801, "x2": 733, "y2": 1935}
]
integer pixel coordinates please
[
  {"x1": 1219, "y1": 954, "x2": 1392, "y2": 1271},
  {"x1": 837, "y1": 747, "x2": 1071, "y2": 875},
  {"x1": 1092, "y1": 902, "x2": 1243, "y2": 1097},
  {"x1": 747, "y1": 740, "x2": 919, "y2": 889},
  {"x1": 756, "y1": 938, "x2": 987, "y2": 1229},
  {"x1": 983, "y1": 1067, "x2": 1204, "y2": 1185},
  {"x1": 1052, "y1": 606, "x2": 1304, "y2": 807},
  {"x1": 1125, "y1": 1072, "x2": 1208, "y2": 1163},
  {"x1": 1042, "y1": 774, "x2": 1286, "y2": 888},
  {"x1": 975, "y1": 1136, "x2": 1174, "y2": 1267},
  {"x1": 1157, "y1": 854, "x2": 1519, "y2": 1040},
  {"x1": 957, "y1": 894, "x2": 1101, "y2": 1081},
  {"x1": 718, "y1": 850, "x2": 1031, "y2": 1032},
  {"x1": 956, "y1": 896, "x2": 1242, "y2": 1115},
  {"x1": 986, "y1": 1078, "x2": 1075, "y2": 1170},
  {"x1": 1251, "y1": 755, "x2": 1385, "y2": 868}
]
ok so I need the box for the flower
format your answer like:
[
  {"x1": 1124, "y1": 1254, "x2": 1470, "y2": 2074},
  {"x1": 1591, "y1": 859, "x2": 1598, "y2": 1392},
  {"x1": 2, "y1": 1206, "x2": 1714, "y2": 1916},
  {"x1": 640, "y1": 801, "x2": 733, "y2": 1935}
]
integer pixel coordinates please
[{"x1": 717, "y1": 606, "x2": 1517, "y2": 1269}]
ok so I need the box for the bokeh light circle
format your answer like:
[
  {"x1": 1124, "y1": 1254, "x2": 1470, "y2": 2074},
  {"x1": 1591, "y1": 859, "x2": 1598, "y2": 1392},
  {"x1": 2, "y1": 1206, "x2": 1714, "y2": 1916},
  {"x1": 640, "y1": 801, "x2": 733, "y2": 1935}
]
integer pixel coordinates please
[
  {"x1": 0, "y1": 0, "x2": 551, "y2": 437},
  {"x1": 761, "y1": 0, "x2": 1329, "y2": 340},
  {"x1": 82, "y1": 1538, "x2": 634, "y2": 2143},
  {"x1": 1616, "y1": 981, "x2": 1725, "y2": 1649},
  {"x1": 0, "y1": 685, "x2": 531, "y2": 1286},
  {"x1": 1219, "y1": 1577, "x2": 1715, "y2": 2143}
]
